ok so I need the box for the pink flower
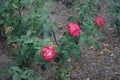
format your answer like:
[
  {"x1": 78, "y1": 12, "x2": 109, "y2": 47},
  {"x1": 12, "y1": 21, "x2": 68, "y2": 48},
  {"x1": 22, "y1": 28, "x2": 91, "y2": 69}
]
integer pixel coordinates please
[
  {"x1": 40, "y1": 46, "x2": 55, "y2": 62},
  {"x1": 67, "y1": 22, "x2": 80, "y2": 37},
  {"x1": 94, "y1": 17, "x2": 104, "y2": 28}
]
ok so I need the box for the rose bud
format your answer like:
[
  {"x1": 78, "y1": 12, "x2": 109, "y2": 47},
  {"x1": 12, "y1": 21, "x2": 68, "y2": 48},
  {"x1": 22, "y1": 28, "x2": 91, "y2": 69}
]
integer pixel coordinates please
[
  {"x1": 67, "y1": 22, "x2": 80, "y2": 37},
  {"x1": 94, "y1": 17, "x2": 104, "y2": 28},
  {"x1": 40, "y1": 46, "x2": 55, "y2": 62}
]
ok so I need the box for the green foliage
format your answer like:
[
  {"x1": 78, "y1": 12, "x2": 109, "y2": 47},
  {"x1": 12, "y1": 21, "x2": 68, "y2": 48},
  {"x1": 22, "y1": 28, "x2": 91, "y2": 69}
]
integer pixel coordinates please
[
  {"x1": 68, "y1": 0, "x2": 102, "y2": 48},
  {"x1": 54, "y1": 32, "x2": 80, "y2": 69},
  {"x1": 105, "y1": 0, "x2": 120, "y2": 35},
  {"x1": 7, "y1": 66, "x2": 41, "y2": 80},
  {"x1": 109, "y1": 2, "x2": 120, "y2": 35},
  {"x1": 0, "y1": 0, "x2": 54, "y2": 67},
  {"x1": 0, "y1": 0, "x2": 53, "y2": 40},
  {"x1": 0, "y1": 0, "x2": 103, "y2": 80},
  {"x1": 54, "y1": 67, "x2": 71, "y2": 80},
  {"x1": 0, "y1": 0, "x2": 54, "y2": 79},
  {"x1": 53, "y1": 1, "x2": 103, "y2": 78}
]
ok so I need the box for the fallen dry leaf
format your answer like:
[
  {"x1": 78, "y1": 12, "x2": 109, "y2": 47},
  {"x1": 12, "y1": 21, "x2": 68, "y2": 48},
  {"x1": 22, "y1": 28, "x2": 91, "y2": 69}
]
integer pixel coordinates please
[
  {"x1": 102, "y1": 43, "x2": 109, "y2": 47},
  {"x1": 75, "y1": 65, "x2": 80, "y2": 70},
  {"x1": 86, "y1": 77, "x2": 90, "y2": 80},
  {"x1": 58, "y1": 25, "x2": 63, "y2": 30},
  {"x1": 4, "y1": 26, "x2": 13, "y2": 33},
  {"x1": 67, "y1": 58, "x2": 71, "y2": 62},
  {"x1": 115, "y1": 68, "x2": 120, "y2": 75},
  {"x1": 97, "y1": 51, "x2": 104, "y2": 56},
  {"x1": 117, "y1": 68, "x2": 120, "y2": 73},
  {"x1": 103, "y1": 48, "x2": 111, "y2": 53},
  {"x1": 51, "y1": 9, "x2": 57, "y2": 14},
  {"x1": 12, "y1": 43, "x2": 18, "y2": 48},
  {"x1": 85, "y1": 53, "x2": 88, "y2": 57},
  {"x1": 89, "y1": 46, "x2": 96, "y2": 51},
  {"x1": 83, "y1": 64, "x2": 87, "y2": 67}
]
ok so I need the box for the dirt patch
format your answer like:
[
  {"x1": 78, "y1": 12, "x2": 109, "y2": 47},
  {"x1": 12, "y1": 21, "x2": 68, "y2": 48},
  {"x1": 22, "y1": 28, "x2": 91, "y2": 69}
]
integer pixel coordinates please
[{"x1": 0, "y1": 37, "x2": 11, "y2": 69}]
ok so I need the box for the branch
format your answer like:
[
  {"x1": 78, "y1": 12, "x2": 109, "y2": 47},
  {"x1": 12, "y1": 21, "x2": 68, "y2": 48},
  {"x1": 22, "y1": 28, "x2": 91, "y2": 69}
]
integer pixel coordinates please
[
  {"x1": 52, "y1": 30, "x2": 59, "y2": 46},
  {"x1": 18, "y1": 0, "x2": 22, "y2": 25},
  {"x1": 18, "y1": 9, "x2": 22, "y2": 25}
]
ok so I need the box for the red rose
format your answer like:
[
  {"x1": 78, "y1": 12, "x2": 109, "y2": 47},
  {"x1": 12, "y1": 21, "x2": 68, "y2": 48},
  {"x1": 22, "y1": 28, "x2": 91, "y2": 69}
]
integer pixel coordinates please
[
  {"x1": 94, "y1": 17, "x2": 104, "y2": 28},
  {"x1": 40, "y1": 46, "x2": 55, "y2": 62},
  {"x1": 67, "y1": 22, "x2": 80, "y2": 37}
]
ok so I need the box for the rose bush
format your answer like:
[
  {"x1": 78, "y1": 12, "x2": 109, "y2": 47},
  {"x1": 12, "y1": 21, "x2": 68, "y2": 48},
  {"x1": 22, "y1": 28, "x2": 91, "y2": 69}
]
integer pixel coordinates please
[
  {"x1": 67, "y1": 22, "x2": 80, "y2": 37},
  {"x1": 0, "y1": 0, "x2": 55, "y2": 79},
  {"x1": 40, "y1": 46, "x2": 55, "y2": 62},
  {"x1": 107, "y1": 1, "x2": 120, "y2": 35},
  {"x1": 94, "y1": 17, "x2": 104, "y2": 28},
  {"x1": 0, "y1": 0, "x2": 104, "y2": 80}
]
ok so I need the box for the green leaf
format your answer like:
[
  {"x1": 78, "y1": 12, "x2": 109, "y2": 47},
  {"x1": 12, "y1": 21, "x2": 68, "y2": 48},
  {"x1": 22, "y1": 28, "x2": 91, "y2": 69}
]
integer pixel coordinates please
[
  {"x1": 26, "y1": 30, "x2": 32, "y2": 36},
  {"x1": 86, "y1": 39, "x2": 92, "y2": 48},
  {"x1": 54, "y1": 46, "x2": 60, "y2": 53},
  {"x1": 63, "y1": 50, "x2": 69, "y2": 61},
  {"x1": 12, "y1": 3, "x2": 19, "y2": 9},
  {"x1": 20, "y1": 75, "x2": 27, "y2": 79},
  {"x1": 72, "y1": 47, "x2": 80, "y2": 59},
  {"x1": 63, "y1": 62, "x2": 69, "y2": 69},
  {"x1": 92, "y1": 42, "x2": 99, "y2": 49},
  {"x1": 34, "y1": 50, "x2": 45, "y2": 64},
  {"x1": 41, "y1": 62, "x2": 50, "y2": 70},
  {"x1": 43, "y1": 24, "x2": 52, "y2": 36},
  {"x1": 30, "y1": 12, "x2": 36, "y2": 18},
  {"x1": 0, "y1": 20, "x2": 4, "y2": 24},
  {"x1": 33, "y1": 41, "x2": 41, "y2": 49},
  {"x1": 20, "y1": 44, "x2": 27, "y2": 55},
  {"x1": 20, "y1": 0, "x2": 29, "y2": 3},
  {"x1": 7, "y1": 36, "x2": 19, "y2": 44},
  {"x1": 95, "y1": 32, "x2": 102, "y2": 39},
  {"x1": 24, "y1": 37, "x2": 33, "y2": 44},
  {"x1": 38, "y1": 0, "x2": 44, "y2": 6},
  {"x1": 58, "y1": 38, "x2": 64, "y2": 45},
  {"x1": 42, "y1": 38, "x2": 52, "y2": 45},
  {"x1": 41, "y1": 7, "x2": 50, "y2": 19},
  {"x1": 5, "y1": 1, "x2": 9, "y2": 7},
  {"x1": 79, "y1": 36, "x2": 85, "y2": 45},
  {"x1": 34, "y1": 50, "x2": 41, "y2": 61},
  {"x1": 43, "y1": 24, "x2": 50, "y2": 31},
  {"x1": 13, "y1": 73, "x2": 21, "y2": 80},
  {"x1": 45, "y1": 1, "x2": 53, "y2": 7},
  {"x1": 67, "y1": 16, "x2": 74, "y2": 22}
]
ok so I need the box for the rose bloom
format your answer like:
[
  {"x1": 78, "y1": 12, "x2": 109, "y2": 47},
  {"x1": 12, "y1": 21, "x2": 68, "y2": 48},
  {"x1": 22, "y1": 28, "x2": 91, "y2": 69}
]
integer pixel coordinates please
[
  {"x1": 40, "y1": 46, "x2": 55, "y2": 62},
  {"x1": 94, "y1": 17, "x2": 104, "y2": 28},
  {"x1": 67, "y1": 22, "x2": 80, "y2": 37}
]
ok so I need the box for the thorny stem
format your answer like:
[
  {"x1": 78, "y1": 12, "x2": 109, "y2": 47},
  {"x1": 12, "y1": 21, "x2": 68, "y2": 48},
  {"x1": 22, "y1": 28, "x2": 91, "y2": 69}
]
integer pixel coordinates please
[
  {"x1": 18, "y1": 9, "x2": 22, "y2": 25},
  {"x1": 18, "y1": 0, "x2": 22, "y2": 25},
  {"x1": 52, "y1": 30, "x2": 59, "y2": 46}
]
